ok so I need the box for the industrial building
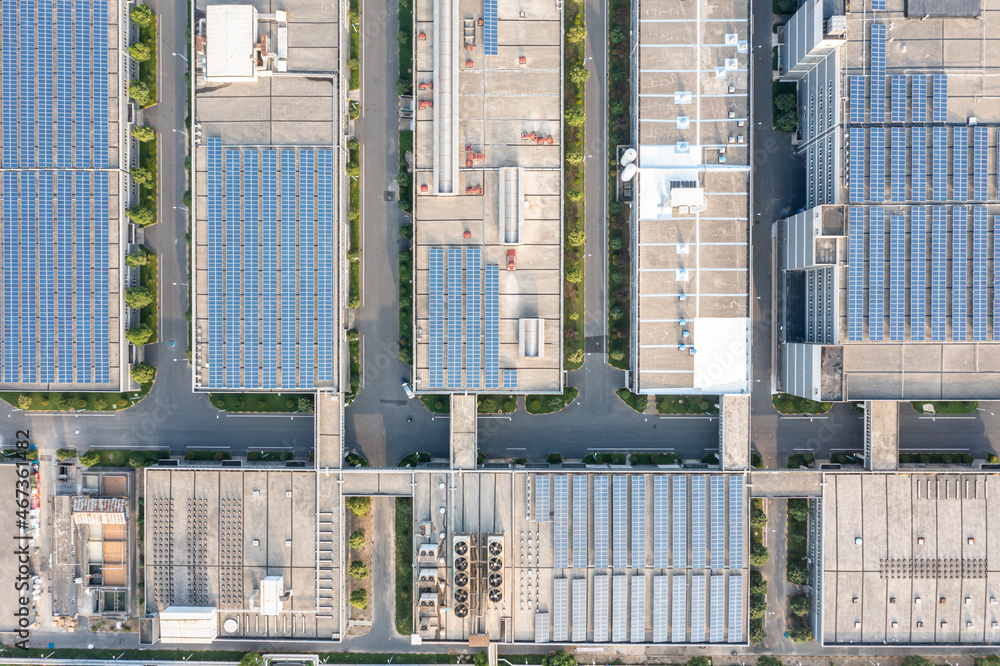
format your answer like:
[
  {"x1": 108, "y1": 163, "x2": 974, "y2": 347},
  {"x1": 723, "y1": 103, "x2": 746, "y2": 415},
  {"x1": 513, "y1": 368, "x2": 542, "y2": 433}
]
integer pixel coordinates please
[
  {"x1": 628, "y1": 0, "x2": 752, "y2": 395},
  {"x1": 0, "y1": 0, "x2": 132, "y2": 390},
  {"x1": 410, "y1": 0, "x2": 563, "y2": 394},
  {"x1": 191, "y1": 1, "x2": 342, "y2": 391},
  {"x1": 778, "y1": 0, "x2": 1000, "y2": 400},
  {"x1": 412, "y1": 470, "x2": 749, "y2": 645}
]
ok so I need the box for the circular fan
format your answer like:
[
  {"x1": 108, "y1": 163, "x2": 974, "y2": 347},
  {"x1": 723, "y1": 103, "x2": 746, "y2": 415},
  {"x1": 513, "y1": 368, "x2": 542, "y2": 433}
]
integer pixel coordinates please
[
  {"x1": 489, "y1": 588, "x2": 503, "y2": 603},
  {"x1": 454, "y1": 572, "x2": 469, "y2": 587},
  {"x1": 454, "y1": 603, "x2": 469, "y2": 618},
  {"x1": 489, "y1": 540, "x2": 503, "y2": 556},
  {"x1": 454, "y1": 540, "x2": 468, "y2": 555},
  {"x1": 489, "y1": 557, "x2": 503, "y2": 572},
  {"x1": 455, "y1": 556, "x2": 468, "y2": 571},
  {"x1": 489, "y1": 573, "x2": 503, "y2": 588},
  {"x1": 454, "y1": 587, "x2": 469, "y2": 603}
]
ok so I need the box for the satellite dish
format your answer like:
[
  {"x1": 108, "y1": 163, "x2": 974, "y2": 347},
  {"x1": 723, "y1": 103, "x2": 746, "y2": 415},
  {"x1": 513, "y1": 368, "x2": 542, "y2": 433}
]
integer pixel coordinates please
[
  {"x1": 621, "y1": 163, "x2": 638, "y2": 182},
  {"x1": 620, "y1": 148, "x2": 637, "y2": 165}
]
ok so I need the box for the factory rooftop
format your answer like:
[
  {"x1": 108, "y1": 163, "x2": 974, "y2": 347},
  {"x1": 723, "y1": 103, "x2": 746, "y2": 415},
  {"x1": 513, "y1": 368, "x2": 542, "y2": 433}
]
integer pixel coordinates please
[
  {"x1": 630, "y1": 0, "x2": 751, "y2": 396},
  {"x1": 410, "y1": 0, "x2": 563, "y2": 394},
  {"x1": 192, "y1": 0, "x2": 342, "y2": 391}
]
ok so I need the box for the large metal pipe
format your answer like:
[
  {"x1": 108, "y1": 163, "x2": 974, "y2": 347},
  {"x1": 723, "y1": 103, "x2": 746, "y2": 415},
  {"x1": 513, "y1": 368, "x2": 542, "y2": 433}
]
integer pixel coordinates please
[{"x1": 433, "y1": 0, "x2": 455, "y2": 193}]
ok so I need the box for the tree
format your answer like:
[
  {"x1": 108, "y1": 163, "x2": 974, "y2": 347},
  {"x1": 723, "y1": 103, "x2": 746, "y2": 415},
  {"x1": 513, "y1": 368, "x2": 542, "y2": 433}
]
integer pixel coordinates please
[
  {"x1": 126, "y1": 205, "x2": 156, "y2": 226},
  {"x1": 127, "y1": 80, "x2": 153, "y2": 106},
  {"x1": 132, "y1": 124, "x2": 156, "y2": 142},
  {"x1": 348, "y1": 560, "x2": 369, "y2": 580},
  {"x1": 130, "y1": 4, "x2": 153, "y2": 26},
  {"x1": 750, "y1": 619, "x2": 766, "y2": 645},
  {"x1": 349, "y1": 589, "x2": 368, "y2": 609},
  {"x1": 565, "y1": 107, "x2": 586, "y2": 127},
  {"x1": 789, "y1": 593, "x2": 811, "y2": 616},
  {"x1": 750, "y1": 570, "x2": 767, "y2": 595},
  {"x1": 903, "y1": 658, "x2": 934, "y2": 666},
  {"x1": 751, "y1": 502, "x2": 767, "y2": 529},
  {"x1": 79, "y1": 451, "x2": 101, "y2": 467},
  {"x1": 346, "y1": 496, "x2": 371, "y2": 517},
  {"x1": 566, "y1": 268, "x2": 583, "y2": 283},
  {"x1": 129, "y1": 42, "x2": 151, "y2": 62},
  {"x1": 125, "y1": 286, "x2": 154, "y2": 309},
  {"x1": 238, "y1": 654, "x2": 263, "y2": 666},
  {"x1": 787, "y1": 498, "x2": 809, "y2": 521},
  {"x1": 126, "y1": 324, "x2": 153, "y2": 346},
  {"x1": 609, "y1": 99, "x2": 625, "y2": 116},
  {"x1": 774, "y1": 109, "x2": 799, "y2": 133},
  {"x1": 565, "y1": 150, "x2": 583, "y2": 166},
  {"x1": 750, "y1": 539, "x2": 769, "y2": 567},
  {"x1": 128, "y1": 455, "x2": 151, "y2": 468},
  {"x1": 125, "y1": 247, "x2": 151, "y2": 268},
  {"x1": 788, "y1": 626, "x2": 813, "y2": 643},
  {"x1": 130, "y1": 167, "x2": 153, "y2": 187},
  {"x1": 567, "y1": 189, "x2": 584, "y2": 202},
  {"x1": 687, "y1": 658, "x2": 711, "y2": 666},
  {"x1": 298, "y1": 396, "x2": 314, "y2": 412},
  {"x1": 542, "y1": 651, "x2": 578, "y2": 666},
  {"x1": 609, "y1": 25, "x2": 626, "y2": 44},
  {"x1": 17, "y1": 394, "x2": 31, "y2": 410},
  {"x1": 473, "y1": 653, "x2": 489, "y2": 666},
  {"x1": 568, "y1": 227, "x2": 585, "y2": 246},
  {"x1": 346, "y1": 160, "x2": 360, "y2": 178},
  {"x1": 569, "y1": 62, "x2": 590, "y2": 85},
  {"x1": 396, "y1": 79, "x2": 412, "y2": 96},
  {"x1": 567, "y1": 348, "x2": 584, "y2": 364},
  {"x1": 567, "y1": 25, "x2": 586, "y2": 43},
  {"x1": 975, "y1": 658, "x2": 1000, "y2": 666},
  {"x1": 774, "y1": 92, "x2": 797, "y2": 112},
  {"x1": 349, "y1": 530, "x2": 365, "y2": 549},
  {"x1": 787, "y1": 559, "x2": 809, "y2": 584},
  {"x1": 749, "y1": 591, "x2": 766, "y2": 620},
  {"x1": 56, "y1": 448, "x2": 77, "y2": 461},
  {"x1": 130, "y1": 362, "x2": 156, "y2": 385}
]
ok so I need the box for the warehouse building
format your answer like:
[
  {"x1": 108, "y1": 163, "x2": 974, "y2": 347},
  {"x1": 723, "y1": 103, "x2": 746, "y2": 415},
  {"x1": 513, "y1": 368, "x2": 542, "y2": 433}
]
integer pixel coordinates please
[
  {"x1": 0, "y1": 0, "x2": 131, "y2": 390},
  {"x1": 778, "y1": 0, "x2": 1000, "y2": 400},
  {"x1": 629, "y1": 0, "x2": 752, "y2": 395},
  {"x1": 191, "y1": 1, "x2": 342, "y2": 391}
]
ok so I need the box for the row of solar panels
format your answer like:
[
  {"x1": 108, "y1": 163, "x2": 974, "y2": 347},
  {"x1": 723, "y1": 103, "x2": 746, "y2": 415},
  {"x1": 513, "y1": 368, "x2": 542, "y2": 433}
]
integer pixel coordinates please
[
  {"x1": 545, "y1": 572, "x2": 744, "y2": 644},
  {"x1": 848, "y1": 72, "x2": 946, "y2": 126},
  {"x1": 847, "y1": 206, "x2": 999, "y2": 342},
  {"x1": 538, "y1": 474, "x2": 745, "y2": 571},
  {"x1": 846, "y1": 125, "x2": 994, "y2": 204},
  {"x1": 205, "y1": 139, "x2": 336, "y2": 389}
]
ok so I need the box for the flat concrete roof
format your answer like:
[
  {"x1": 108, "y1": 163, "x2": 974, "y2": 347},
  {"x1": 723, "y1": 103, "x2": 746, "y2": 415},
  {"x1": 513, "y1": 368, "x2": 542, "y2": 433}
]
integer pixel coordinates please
[
  {"x1": 631, "y1": 0, "x2": 751, "y2": 395},
  {"x1": 822, "y1": 472, "x2": 1000, "y2": 645}
]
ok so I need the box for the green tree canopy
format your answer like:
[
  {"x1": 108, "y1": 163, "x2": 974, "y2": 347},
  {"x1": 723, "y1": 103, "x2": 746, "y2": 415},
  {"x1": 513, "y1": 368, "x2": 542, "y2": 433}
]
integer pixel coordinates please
[
  {"x1": 125, "y1": 286, "x2": 154, "y2": 309},
  {"x1": 129, "y1": 42, "x2": 152, "y2": 62},
  {"x1": 130, "y1": 362, "x2": 156, "y2": 385},
  {"x1": 130, "y1": 4, "x2": 153, "y2": 26},
  {"x1": 346, "y1": 496, "x2": 371, "y2": 517},
  {"x1": 79, "y1": 451, "x2": 101, "y2": 467},
  {"x1": 132, "y1": 124, "x2": 156, "y2": 142},
  {"x1": 125, "y1": 324, "x2": 153, "y2": 346},
  {"x1": 126, "y1": 205, "x2": 156, "y2": 226}
]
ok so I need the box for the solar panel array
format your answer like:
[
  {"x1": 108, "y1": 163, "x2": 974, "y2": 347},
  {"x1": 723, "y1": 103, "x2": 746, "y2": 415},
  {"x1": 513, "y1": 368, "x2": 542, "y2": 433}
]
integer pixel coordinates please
[
  {"x1": 691, "y1": 575, "x2": 707, "y2": 643},
  {"x1": 673, "y1": 476, "x2": 687, "y2": 568},
  {"x1": 849, "y1": 127, "x2": 865, "y2": 203},
  {"x1": 709, "y1": 575, "x2": 725, "y2": 642},
  {"x1": 631, "y1": 574, "x2": 645, "y2": 643},
  {"x1": 534, "y1": 612, "x2": 549, "y2": 643},
  {"x1": 891, "y1": 75, "x2": 906, "y2": 123},
  {"x1": 554, "y1": 475, "x2": 568, "y2": 568},
  {"x1": 848, "y1": 208, "x2": 865, "y2": 341},
  {"x1": 612, "y1": 574, "x2": 627, "y2": 642},
  {"x1": 974, "y1": 207, "x2": 988, "y2": 341},
  {"x1": 728, "y1": 476, "x2": 744, "y2": 569},
  {"x1": 870, "y1": 128, "x2": 885, "y2": 203},
  {"x1": 465, "y1": 248, "x2": 481, "y2": 387},
  {"x1": 653, "y1": 576, "x2": 669, "y2": 642},
  {"x1": 504, "y1": 368, "x2": 517, "y2": 388},
  {"x1": 672, "y1": 575, "x2": 687, "y2": 642},
  {"x1": 594, "y1": 575, "x2": 609, "y2": 642},
  {"x1": 912, "y1": 75, "x2": 927, "y2": 123},
  {"x1": 534, "y1": 474, "x2": 550, "y2": 522},
  {"x1": 654, "y1": 476, "x2": 669, "y2": 568},
  {"x1": 932, "y1": 126, "x2": 947, "y2": 201},
  {"x1": 889, "y1": 215, "x2": 905, "y2": 341},
  {"x1": 911, "y1": 207, "x2": 927, "y2": 341},
  {"x1": 870, "y1": 25, "x2": 886, "y2": 122},
  {"x1": 931, "y1": 207, "x2": 948, "y2": 340},
  {"x1": 571, "y1": 578, "x2": 587, "y2": 642},
  {"x1": 868, "y1": 207, "x2": 885, "y2": 341},
  {"x1": 933, "y1": 74, "x2": 948, "y2": 122},
  {"x1": 952, "y1": 206, "x2": 968, "y2": 340},
  {"x1": 483, "y1": 0, "x2": 497, "y2": 55},
  {"x1": 974, "y1": 126, "x2": 988, "y2": 202},
  {"x1": 691, "y1": 476, "x2": 706, "y2": 569},
  {"x1": 485, "y1": 265, "x2": 500, "y2": 388},
  {"x1": 728, "y1": 575, "x2": 744, "y2": 642},
  {"x1": 429, "y1": 249, "x2": 445, "y2": 387},
  {"x1": 632, "y1": 476, "x2": 646, "y2": 569},
  {"x1": 613, "y1": 476, "x2": 628, "y2": 568},
  {"x1": 710, "y1": 476, "x2": 725, "y2": 568},
  {"x1": 954, "y1": 127, "x2": 968, "y2": 202},
  {"x1": 595, "y1": 476, "x2": 609, "y2": 568},
  {"x1": 573, "y1": 476, "x2": 587, "y2": 568},
  {"x1": 553, "y1": 578, "x2": 568, "y2": 642},
  {"x1": 447, "y1": 249, "x2": 463, "y2": 388},
  {"x1": 871, "y1": 0, "x2": 885, "y2": 9},
  {"x1": 912, "y1": 127, "x2": 927, "y2": 203},
  {"x1": 890, "y1": 127, "x2": 905, "y2": 202},
  {"x1": 849, "y1": 76, "x2": 865, "y2": 124}
]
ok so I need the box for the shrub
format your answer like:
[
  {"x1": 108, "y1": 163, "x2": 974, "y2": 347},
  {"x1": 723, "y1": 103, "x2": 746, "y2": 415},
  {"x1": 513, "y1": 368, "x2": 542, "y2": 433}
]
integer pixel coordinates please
[
  {"x1": 285, "y1": 399, "x2": 295, "y2": 409},
  {"x1": 55, "y1": 448, "x2": 77, "y2": 461},
  {"x1": 349, "y1": 560, "x2": 369, "y2": 579},
  {"x1": 94, "y1": 397, "x2": 107, "y2": 410},
  {"x1": 789, "y1": 593, "x2": 810, "y2": 616},
  {"x1": 184, "y1": 451, "x2": 196, "y2": 460},
  {"x1": 349, "y1": 530, "x2": 365, "y2": 549},
  {"x1": 567, "y1": 189, "x2": 584, "y2": 202},
  {"x1": 213, "y1": 452, "x2": 225, "y2": 461},
  {"x1": 130, "y1": 362, "x2": 156, "y2": 385},
  {"x1": 565, "y1": 107, "x2": 585, "y2": 127},
  {"x1": 610, "y1": 349, "x2": 625, "y2": 361},
  {"x1": 750, "y1": 619, "x2": 766, "y2": 645},
  {"x1": 126, "y1": 324, "x2": 153, "y2": 346},
  {"x1": 79, "y1": 451, "x2": 101, "y2": 467},
  {"x1": 129, "y1": 42, "x2": 152, "y2": 62},
  {"x1": 298, "y1": 396, "x2": 314, "y2": 412},
  {"x1": 530, "y1": 400, "x2": 541, "y2": 411},
  {"x1": 130, "y1": 167, "x2": 153, "y2": 187},
  {"x1": 132, "y1": 124, "x2": 155, "y2": 142},
  {"x1": 788, "y1": 626, "x2": 813, "y2": 643},
  {"x1": 346, "y1": 328, "x2": 360, "y2": 341},
  {"x1": 547, "y1": 453, "x2": 563, "y2": 464},
  {"x1": 257, "y1": 400, "x2": 265, "y2": 409},
  {"x1": 502, "y1": 399, "x2": 516, "y2": 413},
  {"x1": 568, "y1": 62, "x2": 590, "y2": 85},
  {"x1": 565, "y1": 150, "x2": 583, "y2": 166},
  {"x1": 17, "y1": 394, "x2": 31, "y2": 410},
  {"x1": 247, "y1": 452, "x2": 261, "y2": 461},
  {"x1": 346, "y1": 160, "x2": 360, "y2": 178},
  {"x1": 350, "y1": 589, "x2": 368, "y2": 609},
  {"x1": 568, "y1": 227, "x2": 585, "y2": 246},
  {"x1": 346, "y1": 496, "x2": 371, "y2": 517},
  {"x1": 566, "y1": 268, "x2": 583, "y2": 283},
  {"x1": 567, "y1": 348, "x2": 584, "y2": 364},
  {"x1": 787, "y1": 559, "x2": 809, "y2": 584},
  {"x1": 566, "y1": 25, "x2": 586, "y2": 43},
  {"x1": 76, "y1": 398, "x2": 88, "y2": 409},
  {"x1": 609, "y1": 99, "x2": 625, "y2": 116},
  {"x1": 126, "y1": 205, "x2": 156, "y2": 226},
  {"x1": 128, "y1": 455, "x2": 149, "y2": 468},
  {"x1": 40, "y1": 396, "x2": 50, "y2": 407},
  {"x1": 130, "y1": 4, "x2": 153, "y2": 26}
]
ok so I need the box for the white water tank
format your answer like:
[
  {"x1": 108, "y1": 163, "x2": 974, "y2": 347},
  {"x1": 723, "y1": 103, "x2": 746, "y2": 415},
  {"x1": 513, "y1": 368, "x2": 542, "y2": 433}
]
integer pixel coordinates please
[
  {"x1": 620, "y1": 148, "x2": 637, "y2": 165},
  {"x1": 621, "y1": 163, "x2": 638, "y2": 182}
]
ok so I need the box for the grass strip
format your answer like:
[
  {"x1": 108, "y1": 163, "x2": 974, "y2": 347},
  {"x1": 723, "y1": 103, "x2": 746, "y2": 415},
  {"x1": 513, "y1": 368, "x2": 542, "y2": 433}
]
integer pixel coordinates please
[{"x1": 394, "y1": 497, "x2": 414, "y2": 635}]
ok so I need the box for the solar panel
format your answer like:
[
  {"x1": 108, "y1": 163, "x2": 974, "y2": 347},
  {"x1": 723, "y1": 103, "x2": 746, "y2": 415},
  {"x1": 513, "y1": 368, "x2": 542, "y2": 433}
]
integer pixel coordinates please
[
  {"x1": 690, "y1": 575, "x2": 707, "y2": 643},
  {"x1": 671, "y1": 575, "x2": 687, "y2": 642},
  {"x1": 613, "y1": 476, "x2": 628, "y2": 568},
  {"x1": 932, "y1": 126, "x2": 948, "y2": 201},
  {"x1": 484, "y1": 0, "x2": 497, "y2": 55},
  {"x1": 654, "y1": 476, "x2": 668, "y2": 568},
  {"x1": 74, "y1": 0, "x2": 91, "y2": 168},
  {"x1": 973, "y1": 207, "x2": 988, "y2": 341},
  {"x1": 56, "y1": 172, "x2": 72, "y2": 381},
  {"x1": 954, "y1": 127, "x2": 969, "y2": 202},
  {"x1": 594, "y1": 575, "x2": 609, "y2": 642},
  {"x1": 912, "y1": 127, "x2": 927, "y2": 203},
  {"x1": 74, "y1": 172, "x2": 91, "y2": 382},
  {"x1": 317, "y1": 150, "x2": 334, "y2": 382},
  {"x1": 534, "y1": 474, "x2": 550, "y2": 522},
  {"x1": 503, "y1": 368, "x2": 517, "y2": 388},
  {"x1": 911, "y1": 207, "x2": 927, "y2": 341},
  {"x1": 92, "y1": 169, "x2": 108, "y2": 384},
  {"x1": 848, "y1": 208, "x2": 865, "y2": 341},
  {"x1": 849, "y1": 127, "x2": 865, "y2": 203},
  {"x1": 243, "y1": 151, "x2": 260, "y2": 388},
  {"x1": 554, "y1": 476, "x2": 568, "y2": 568},
  {"x1": 207, "y1": 139, "x2": 224, "y2": 388},
  {"x1": 484, "y1": 265, "x2": 499, "y2": 388},
  {"x1": 673, "y1": 477, "x2": 687, "y2": 568},
  {"x1": 573, "y1": 476, "x2": 587, "y2": 568},
  {"x1": 19, "y1": 173, "x2": 36, "y2": 382},
  {"x1": 931, "y1": 207, "x2": 948, "y2": 341},
  {"x1": 298, "y1": 150, "x2": 315, "y2": 389},
  {"x1": 2, "y1": 173, "x2": 16, "y2": 382},
  {"x1": 691, "y1": 476, "x2": 706, "y2": 569},
  {"x1": 447, "y1": 248, "x2": 463, "y2": 388},
  {"x1": 870, "y1": 25, "x2": 886, "y2": 122},
  {"x1": 974, "y1": 126, "x2": 988, "y2": 202},
  {"x1": 632, "y1": 476, "x2": 646, "y2": 569},
  {"x1": 465, "y1": 248, "x2": 481, "y2": 388},
  {"x1": 728, "y1": 476, "x2": 744, "y2": 569},
  {"x1": 56, "y1": 0, "x2": 71, "y2": 168},
  {"x1": 995, "y1": 215, "x2": 1000, "y2": 341},
  {"x1": 2, "y1": 0, "x2": 17, "y2": 169},
  {"x1": 869, "y1": 207, "x2": 885, "y2": 341},
  {"x1": 849, "y1": 76, "x2": 865, "y2": 124},
  {"x1": 534, "y1": 613, "x2": 550, "y2": 643},
  {"x1": 890, "y1": 215, "x2": 905, "y2": 341},
  {"x1": 710, "y1": 575, "x2": 725, "y2": 642},
  {"x1": 595, "y1": 476, "x2": 609, "y2": 568},
  {"x1": 653, "y1": 576, "x2": 669, "y2": 642},
  {"x1": 890, "y1": 127, "x2": 906, "y2": 202},
  {"x1": 280, "y1": 150, "x2": 297, "y2": 388},
  {"x1": 631, "y1": 574, "x2": 645, "y2": 642},
  {"x1": 429, "y1": 248, "x2": 445, "y2": 387},
  {"x1": 872, "y1": 0, "x2": 885, "y2": 9},
  {"x1": 952, "y1": 207, "x2": 968, "y2": 340},
  {"x1": 19, "y1": 0, "x2": 35, "y2": 168},
  {"x1": 262, "y1": 150, "x2": 279, "y2": 388},
  {"x1": 911, "y1": 75, "x2": 928, "y2": 123},
  {"x1": 613, "y1": 574, "x2": 627, "y2": 642},
  {"x1": 571, "y1": 578, "x2": 587, "y2": 642},
  {"x1": 870, "y1": 128, "x2": 885, "y2": 203},
  {"x1": 710, "y1": 476, "x2": 725, "y2": 568},
  {"x1": 553, "y1": 578, "x2": 568, "y2": 642},
  {"x1": 891, "y1": 75, "x2": 906, "y2": 123},
  {"x1": 225, "y1": 149, "x2": 242, "y2": 388},
  {"x1": 728, "y1": 574, "x2": 744, "y2": 643},
  {"x1": 93, "y1": 0, "x2": 108, "y2": 169},
  {"x1": 933, "y1": 74, "x2": 948, "y2": 122},
  {"x1": 38, "y1": 173, "x2": 55, "y2": 382}
]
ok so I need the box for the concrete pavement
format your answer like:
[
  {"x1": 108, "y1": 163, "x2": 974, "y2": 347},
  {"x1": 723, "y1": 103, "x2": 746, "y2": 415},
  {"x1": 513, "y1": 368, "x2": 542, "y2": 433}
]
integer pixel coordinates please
[{"x1": 759, "y1": 498, "x2": 794, "y2": 655}]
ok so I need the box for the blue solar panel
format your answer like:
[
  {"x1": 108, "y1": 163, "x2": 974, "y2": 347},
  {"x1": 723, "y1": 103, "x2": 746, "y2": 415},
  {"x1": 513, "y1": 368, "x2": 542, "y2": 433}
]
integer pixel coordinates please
[
  {"x1": 912, "y1": 127, "x2": 927, "y2": 203},
  {"x1": 280, "y1": 150, "x2": 297, "y2": 388},
  {"x1": 207, "y1": 138, "x2": 224, "y2": 388},
  {"x1": 484, "y1": 0, "x2": 497, "y2": 55},
  {"x1": 56, "y1": 172, "x2": 72, "y2": 380},
  {"x1": 317, "y1": 150, "x2": 334, "y2": 382},
  {"x1": 849, "y1": 127, "x2": 865, "y2": 203},
  {"x1": 890, "y1": 127, "x2": 905, "y2": 202},
  {"x1": 225, "y1": 149, "x2": 242, "y2": 388},
  {"x1": 485, "y1": 265, "x2": 500, "y2": 389},
  {"x1": 869, "y1": 207, "x2": 885, "y2": 341},
  {"x1": 848, "y1": 208, "x2": 865, "y2": 341},
  {"x1": 298, "y1": 150, "x2": 315, "y2": 389},
  {"x1": 504, "y1": 368, "x2": 517, "y2": 388},
  {"x1": 74, "y1": 172, "x2": 91, "y2": 383},
  {"x1": 910, "y1": 207, "x2": 926, "y2": 341},
  {"x1": 429, "y1": 248, "x2": 445, "y2": 388},
  {"x1": 94, "y1": 0, "x2": 108, "y2": 167},
  {"x1": 872, "y1": 0, "x2": 885, "y2": 9},
  {"x1": 691, "y1": 476, "x2": 706, "y2": 569},
  {"x1": 93, "y1": 172, "x2": 109, "y2": 384},
  {"x1": 74, "y1": 0, "x2": 91, "y2": 168},
  {"x1": 20, "y1": 0, "x2": 35, "y2": 168},
  {"x1": 870, "y1": 128, "x2": 885, "y2": 203},
  {"x1": 932, "y1": 126, "x2": 948, "y2": 201},
  {"x1": 38, "y1": 172, "x2": 55, "y2": 382},
  {"x1": 912, "y1": 75, "x2": 928, "y2": 123},
  {"x1": 242, "y1": 150, "x2": 259, "y2": 388},
  {"x1": 465, "y1": 248, "x2": 481, "y2": 388},
  {"x1": 849, "y1": 76, "x2": 865, "y2": 124},
  {"x1": 38, "y1": 0, "x2": 52, "y2": 167},
  {"x1": 448, "y1": 248, "x2": 463, "y2": 388},
  {"x1": 952, "y1": 207, "x2": 968, "y2": 340},
  {"x1": 870, "y1": 25, "x2": 886, "y2": 122},
  {"x1": 933, "y1": 74, "x2": 948, "y2": 122},
  {"x1": 728, "y1": 476, "x2": 744, "y2": 569},
  {"x1": 931, "y1": 207, "x2": 947, "y2": 341},
  {"x1": 891, "y1": 75, "x2": 906, "y2": 123},
  {"x1": 973, "y1": 207, "x2": 988, "y2": 341},
  {"x1": 2, "y1": 174, "x2": 17, "y2": 381},
  {"x1": 974, "y1": 126, "x2": 988, "y2": 202},
  {"x1": 710, "y1": 476, "x2": 725, "y2": 569},
  {"x1": 56, "y1": 0, "x2": 71, "y2": 168},
  {"x1": 889, "y1": 215, "x2": 905, "y2": 341},
  {"x1": 672, "y1": 476, "x2": 687, "y2": 568},
  {"x1": 262, "y1": 150, "x2": 279, "y2": 388},
  {"x1": 2, "y1": 0, "x2": 17, "y2": 169},
  {"x1": 20, "y1": 173, "x2": 36, "y2": 382},
  {"x1": 953, "y1": 127, "x2": 968, "y2": 202}
]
